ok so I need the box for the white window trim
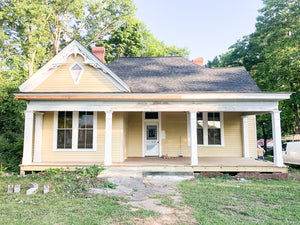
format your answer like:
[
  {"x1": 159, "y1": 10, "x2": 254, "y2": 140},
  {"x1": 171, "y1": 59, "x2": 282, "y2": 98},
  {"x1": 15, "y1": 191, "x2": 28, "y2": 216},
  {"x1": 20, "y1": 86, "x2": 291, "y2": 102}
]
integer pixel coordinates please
[
  {"x1": 188, "y1": 112, "x2": 224, "y2": 147},
  {"x1": 53, "y1": 111, "x2": 97, "y2": 152}
]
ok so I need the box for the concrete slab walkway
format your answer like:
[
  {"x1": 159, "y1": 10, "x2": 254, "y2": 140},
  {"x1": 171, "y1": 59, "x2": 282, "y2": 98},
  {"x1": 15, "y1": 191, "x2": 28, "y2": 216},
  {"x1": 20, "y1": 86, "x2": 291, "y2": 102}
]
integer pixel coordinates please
[{"x1": 89, "y1": 167, "x2": 194, "y2": 200}]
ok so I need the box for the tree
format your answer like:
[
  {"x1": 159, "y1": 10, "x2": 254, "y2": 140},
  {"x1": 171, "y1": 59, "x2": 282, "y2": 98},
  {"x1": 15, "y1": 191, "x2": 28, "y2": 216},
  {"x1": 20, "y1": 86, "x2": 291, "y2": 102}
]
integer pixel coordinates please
[
  {"x1": 0, "y1": 0, "x2": 135, "y2": 77},
  {"x1": 97, "y1": 20, "x2": 189, "y2": 63},
  {"x1": 206, "y1": 0, "x2": 300, "y2": 136}
]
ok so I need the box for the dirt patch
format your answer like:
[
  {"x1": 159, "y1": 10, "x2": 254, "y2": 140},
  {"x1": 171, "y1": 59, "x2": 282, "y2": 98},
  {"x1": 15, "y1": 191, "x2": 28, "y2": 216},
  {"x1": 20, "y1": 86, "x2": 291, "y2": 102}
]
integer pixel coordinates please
[
  {"x1": 127, "y1": 176, "x2": 197, "y2": 224},
  {"x1": 93, "y1": 167, "x2": 197, "y2": 224}
]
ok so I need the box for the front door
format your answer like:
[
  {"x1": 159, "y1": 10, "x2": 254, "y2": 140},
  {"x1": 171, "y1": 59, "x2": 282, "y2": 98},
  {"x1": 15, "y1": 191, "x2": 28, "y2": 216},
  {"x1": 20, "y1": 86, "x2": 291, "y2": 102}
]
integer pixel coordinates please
[{"x1": 144, "y1": 122, "x2": 159, "y2": 156}]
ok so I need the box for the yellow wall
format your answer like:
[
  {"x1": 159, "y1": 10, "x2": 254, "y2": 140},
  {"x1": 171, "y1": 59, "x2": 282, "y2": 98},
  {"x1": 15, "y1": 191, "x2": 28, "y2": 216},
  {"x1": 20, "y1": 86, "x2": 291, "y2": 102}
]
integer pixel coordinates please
[
  {"x1": 33, "y1": 55, "x2": 120, "y2": 92},
  {"x1": 161, "y1": 112, "x2": 246, "y2": 157},
  {"x1": 40, "y1": 112, "x2": 106, "y2": 163},
  {"x1": 161, "y1": 112, "x2": 190, "y2": 156},
  {"x1": 111, "y1": 112, "x2": 124, "y2": 162},
  {"x1": 37, "y1": 111, "x2": 257, "y2": 163},
  {"x1": 123, "y1": 113, "x2": 129, "y2": 160},
  {"x1": 247, "y1": 115, "x2": 257, "y2": 158},
  {"x1": 127, "y1": 112, "x2": 143, "y2": 157}
]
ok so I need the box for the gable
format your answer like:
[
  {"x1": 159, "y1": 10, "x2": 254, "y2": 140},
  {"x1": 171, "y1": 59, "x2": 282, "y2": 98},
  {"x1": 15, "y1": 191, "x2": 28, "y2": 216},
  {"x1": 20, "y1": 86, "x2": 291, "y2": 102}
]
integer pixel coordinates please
[
  {"x1": 19, "y1": 40, "x2": 130, "y2": 93},
  {"x1": 33, "y1": 55, "x2": 120, "y2": 92}
]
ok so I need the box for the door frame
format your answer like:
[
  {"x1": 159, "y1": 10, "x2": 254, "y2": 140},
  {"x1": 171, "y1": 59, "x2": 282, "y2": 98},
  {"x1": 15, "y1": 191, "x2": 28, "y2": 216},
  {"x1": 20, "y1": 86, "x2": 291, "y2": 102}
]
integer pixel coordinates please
[{"x1": 142, "y1": 112, "x2": 161, "y2": 157}]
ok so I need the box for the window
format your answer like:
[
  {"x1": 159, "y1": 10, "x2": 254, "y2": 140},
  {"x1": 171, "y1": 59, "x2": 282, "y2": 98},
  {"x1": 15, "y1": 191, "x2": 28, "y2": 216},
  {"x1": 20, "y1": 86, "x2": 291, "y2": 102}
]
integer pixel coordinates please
[
  {"x1": 57, "y1": 112, "x2": 72, "y2": 149},
  {"x1": 197, "y1": 112, "x2": 203, "y2": 145},
  {"x1": 145, "y1": 112, "x2": 159, "y2": 119},
  {"x1": 195, "y1": 112, "x2": 223, "y2": 146},
  {"x1": 208, "y1": 112, "x2": 221, "y2": 145},
  {"x1": 78, "y1": 112, "x2": 94, "y2": 149},
  {"x1": 54, "y1": 111, "x2": 97, "y2": 151}
]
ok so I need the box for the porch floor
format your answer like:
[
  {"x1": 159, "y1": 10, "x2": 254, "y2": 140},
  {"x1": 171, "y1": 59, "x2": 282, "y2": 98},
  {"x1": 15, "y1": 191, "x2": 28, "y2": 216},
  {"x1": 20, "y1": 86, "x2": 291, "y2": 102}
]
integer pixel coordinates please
[{"x1": 20, "y1": 157, "x2": 288, "y2": 174}]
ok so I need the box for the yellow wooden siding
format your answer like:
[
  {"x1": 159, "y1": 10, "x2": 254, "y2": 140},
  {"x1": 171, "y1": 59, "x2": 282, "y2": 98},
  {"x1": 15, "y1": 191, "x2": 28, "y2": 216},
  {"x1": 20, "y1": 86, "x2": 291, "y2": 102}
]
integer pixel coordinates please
[
  {"x1": 161, "y1": 112, "x2": 190, "y2": 157},
  {"x1": 247, "y1": 115, "x2": 257, "y2": 158},
  {"x1": 111, "y1": 112, "x2": 123, "y2": 162},
  {"x1": 123, "y1": 113, "x2": 129, "y2": 160},
  {"x1": 33, "y1": 55, "x2": 120, "y2": 92},
  {"x1": 198, "y1": 112, "x2": 243, "y2": 157},
  {"x1": 40, "y1": 112, "x2": 105, "y2": 163},
  {"x1": 127, "y1": 112, "x2": 143, "y2": 157},
  {"x1": 161, "y1": 112, "x2": 244, "y2": 157}
]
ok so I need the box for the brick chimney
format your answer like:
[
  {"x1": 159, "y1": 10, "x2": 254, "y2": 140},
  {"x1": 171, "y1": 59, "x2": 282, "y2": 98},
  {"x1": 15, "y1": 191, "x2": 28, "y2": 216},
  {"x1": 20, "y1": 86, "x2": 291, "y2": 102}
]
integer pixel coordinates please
[
  {"x1": 92, "y1": 46, "x2": 105, "y2": 63},
  {"x1": 192, "y1": 57, "x2": 204, "y2": 67}
]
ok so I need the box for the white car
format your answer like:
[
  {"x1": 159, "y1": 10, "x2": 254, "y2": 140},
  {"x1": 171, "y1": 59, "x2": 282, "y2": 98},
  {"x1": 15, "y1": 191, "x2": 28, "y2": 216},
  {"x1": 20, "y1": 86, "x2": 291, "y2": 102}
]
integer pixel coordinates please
[{"x1": 283, "y1": 142, "x2": 300, "y2": 166}]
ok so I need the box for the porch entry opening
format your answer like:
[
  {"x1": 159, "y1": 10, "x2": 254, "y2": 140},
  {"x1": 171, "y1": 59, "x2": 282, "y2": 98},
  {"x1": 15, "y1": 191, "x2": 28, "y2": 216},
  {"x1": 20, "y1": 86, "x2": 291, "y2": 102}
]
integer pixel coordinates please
[{"x1": 145, "y1": 122, "x2": 159, "y2": 156}]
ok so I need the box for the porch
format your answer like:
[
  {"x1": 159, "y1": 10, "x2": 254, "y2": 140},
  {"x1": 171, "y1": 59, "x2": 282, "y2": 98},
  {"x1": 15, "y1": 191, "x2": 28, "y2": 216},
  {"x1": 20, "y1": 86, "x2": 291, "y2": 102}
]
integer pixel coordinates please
[{"x1": 20, "y1": 157, "x2": 288, "y2": 175}]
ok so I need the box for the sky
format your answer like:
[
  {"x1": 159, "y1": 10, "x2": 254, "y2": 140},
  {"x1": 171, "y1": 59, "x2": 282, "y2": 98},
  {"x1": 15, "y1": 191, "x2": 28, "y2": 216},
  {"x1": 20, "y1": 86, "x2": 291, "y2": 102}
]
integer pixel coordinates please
[{"x1": 133, "y1": 0, "x2": 264, "y2": 64}]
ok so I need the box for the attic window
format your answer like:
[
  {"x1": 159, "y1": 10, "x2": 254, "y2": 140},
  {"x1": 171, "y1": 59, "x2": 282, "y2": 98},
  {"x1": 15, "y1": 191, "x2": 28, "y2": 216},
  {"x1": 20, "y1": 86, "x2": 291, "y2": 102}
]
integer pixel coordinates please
[{"x1": 69, "y1": 62, "x2": 84, "y2": 85}]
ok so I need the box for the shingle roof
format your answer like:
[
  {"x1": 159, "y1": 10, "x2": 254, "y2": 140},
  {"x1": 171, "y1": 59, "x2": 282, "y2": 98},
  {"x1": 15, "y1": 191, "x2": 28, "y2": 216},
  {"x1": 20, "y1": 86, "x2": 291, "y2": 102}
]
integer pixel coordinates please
[{"x1": 107, "y1": 56, "x2": 261, "y2": 93}]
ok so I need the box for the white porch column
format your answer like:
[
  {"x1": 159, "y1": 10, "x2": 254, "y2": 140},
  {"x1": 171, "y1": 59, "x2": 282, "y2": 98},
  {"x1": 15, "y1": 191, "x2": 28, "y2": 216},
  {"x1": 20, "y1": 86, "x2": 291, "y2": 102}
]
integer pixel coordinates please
[
  {"x1": 104, "y1": 111, "x2": 113, "y2": 165},
  {"x1": 272, "y1": 110, "x2": 284, "y2": 167},
  {"x1": 33, "y1": 112, "x2": 44, "y2": 163},
  {"x1": 242, "y1": 116, "x2": 250, "y2": 158},
  {"x1": 22, "y1": 111, "x2": 34, "y2": 165},
  {"x1": 190, "y1": 111, "x2": 198, "y2": 165}
]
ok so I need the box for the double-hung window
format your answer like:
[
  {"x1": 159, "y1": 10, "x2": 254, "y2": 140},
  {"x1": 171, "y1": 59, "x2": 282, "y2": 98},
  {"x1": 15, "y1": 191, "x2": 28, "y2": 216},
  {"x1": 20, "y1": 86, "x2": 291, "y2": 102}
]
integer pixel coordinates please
[
  {"x1": 195, "y1": 112, "x2": 223, "y2": 146},
  {"x1": 54, "y1": 111, "x2": 97, "y2": 151}
]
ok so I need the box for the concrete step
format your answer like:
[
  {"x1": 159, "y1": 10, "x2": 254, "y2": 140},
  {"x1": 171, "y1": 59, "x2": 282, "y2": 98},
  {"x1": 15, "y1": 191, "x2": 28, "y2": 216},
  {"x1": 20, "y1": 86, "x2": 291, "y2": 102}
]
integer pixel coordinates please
[{"x1": 143, "y1": 171, "x2": 194, "y2": 177}]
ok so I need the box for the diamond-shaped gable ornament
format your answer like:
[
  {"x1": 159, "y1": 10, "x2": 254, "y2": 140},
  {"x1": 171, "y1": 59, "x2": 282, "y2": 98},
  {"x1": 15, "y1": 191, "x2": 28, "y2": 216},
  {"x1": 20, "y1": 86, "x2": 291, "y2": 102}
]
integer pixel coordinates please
[{"x1": 69, "y1": 63, "x2": 84, "y2": 85}]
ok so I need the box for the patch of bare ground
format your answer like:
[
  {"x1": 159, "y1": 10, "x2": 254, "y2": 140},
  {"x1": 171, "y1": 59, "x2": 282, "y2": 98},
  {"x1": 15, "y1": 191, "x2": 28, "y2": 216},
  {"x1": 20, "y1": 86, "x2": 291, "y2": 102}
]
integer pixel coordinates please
[{"x1": 126, "y1": 176, "x2": 197, "y2": 225}]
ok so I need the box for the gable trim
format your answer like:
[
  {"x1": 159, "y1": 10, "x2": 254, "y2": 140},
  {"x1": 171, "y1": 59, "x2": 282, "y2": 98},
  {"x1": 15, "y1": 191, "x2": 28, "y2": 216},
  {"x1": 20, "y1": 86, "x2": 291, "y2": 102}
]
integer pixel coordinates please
[{"x1": 19, "y1": 40, "x2": 131, "y2": 92}]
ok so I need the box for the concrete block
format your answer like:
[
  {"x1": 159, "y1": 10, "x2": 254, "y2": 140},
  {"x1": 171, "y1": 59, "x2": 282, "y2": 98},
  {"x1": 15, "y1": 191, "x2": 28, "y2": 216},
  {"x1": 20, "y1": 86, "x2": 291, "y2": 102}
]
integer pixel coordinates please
[
  {"x1": 30, "y1": 183, "x2": 38, "y2": 189},
  {"x1": 43, "y1": 185, "x2": 49, "y2": 194},
  {"x1": 14, "y1": 184, "x2": 21, "y2": 193},
  {"x1": 26, "y1": 188, "x2": 38, "y2": 195},
  {"x1": 7, "y1": 185, "x2": 14, "y2": 193}
]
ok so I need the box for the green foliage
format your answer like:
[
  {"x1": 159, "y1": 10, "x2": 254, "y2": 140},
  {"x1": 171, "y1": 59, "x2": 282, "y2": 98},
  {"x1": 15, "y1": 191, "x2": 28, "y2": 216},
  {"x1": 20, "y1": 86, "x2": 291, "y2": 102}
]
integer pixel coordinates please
[
  {"x1": 0, "y1": 136, "x2": 23, "y2": 173},
  {"x1": 206, "y1": 0, "x2": 300, "y2": 136},
  {"x1": 0, "y1": 175, "x2": 159, "y2": 224},
  {"x1": 43, "y1": 166, "x2": 105, "y2": 194},
  {"x1": 99, "y1": 181, "x2": 118, "y2": 189},
  {"x1": 99, "y1": 19, "x2": 189, "y2": 63},
  {"x1": 0, "y1": 0, "x2": 189, "y2": 173}
]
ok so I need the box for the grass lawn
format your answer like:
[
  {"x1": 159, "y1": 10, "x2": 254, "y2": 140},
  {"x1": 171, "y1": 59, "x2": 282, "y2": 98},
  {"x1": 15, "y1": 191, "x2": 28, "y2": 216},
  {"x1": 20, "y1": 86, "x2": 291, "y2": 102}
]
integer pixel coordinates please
[
  {"x1": 179, "y1": 172, "x2": 300, "y2": 224},
  {"x1": 0, "y1": 168, "x2": 159, "y2": 225}
]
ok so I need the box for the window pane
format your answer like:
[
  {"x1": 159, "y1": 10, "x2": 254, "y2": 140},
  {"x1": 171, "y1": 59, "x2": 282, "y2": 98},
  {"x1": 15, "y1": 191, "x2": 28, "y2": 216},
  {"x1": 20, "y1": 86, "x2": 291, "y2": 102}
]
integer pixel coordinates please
[
  {"x1": 145, "y1": 112, "x2": 158, "y2": 119},
  {"x1": 78, "y1": 112, "x2": 86, "y2": 129},
  {"x1": 65, "y1": 130, "x2": 72, "y2": 148},
  {"x1": 197, "y1": 128, "x2": 203, "y2": 145},
  {"x1": 208, "y1": 129, "x2": 221, "y2": 145},
  {"x1": 86, "y1": 130, "x2": 93, "y2": 148},
  {"x1": 208, "y1": 112, "x2": 220, "y2": 121},
  {"x1": 57, "y1": 130, "x2": 65, "y2": 148},
  {"x1": 78, "y1": 130, "x2": 85, "y2": 148},
  {"x1": 197, "y1": 112, "x2": 203, "y2": 128},
  {"x1": 147, "y1": 125, "x2": 157, "y2": 140},
  {"x1": 65, "y1": 112, "x2": 72, "y2": 128},
  {"x1": 58, "y1": 112, "x2": 65, "y2": 128},
  {"x1": 86, "y1": 112, "x2": 93, "y2": 128}
]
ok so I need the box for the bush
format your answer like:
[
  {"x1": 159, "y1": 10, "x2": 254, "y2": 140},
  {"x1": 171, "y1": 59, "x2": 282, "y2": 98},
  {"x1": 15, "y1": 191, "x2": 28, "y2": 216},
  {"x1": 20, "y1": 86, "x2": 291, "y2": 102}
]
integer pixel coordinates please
[{"x1": 0, "y1": 136, "x2": 23, "y2": 173}]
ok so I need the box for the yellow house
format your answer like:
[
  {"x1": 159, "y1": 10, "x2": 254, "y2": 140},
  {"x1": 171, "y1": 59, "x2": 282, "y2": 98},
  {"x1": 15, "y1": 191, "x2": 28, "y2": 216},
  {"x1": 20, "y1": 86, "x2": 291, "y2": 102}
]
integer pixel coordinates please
[{"x1": 15, "y1": 40, "x2": 291, "y2": 174}]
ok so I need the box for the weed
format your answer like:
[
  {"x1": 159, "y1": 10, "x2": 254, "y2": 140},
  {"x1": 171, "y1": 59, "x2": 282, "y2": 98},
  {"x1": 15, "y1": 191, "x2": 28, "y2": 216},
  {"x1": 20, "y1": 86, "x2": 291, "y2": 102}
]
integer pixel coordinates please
[{"x1": 99, "y1": 181, "x2": 118, "y2": 189}]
